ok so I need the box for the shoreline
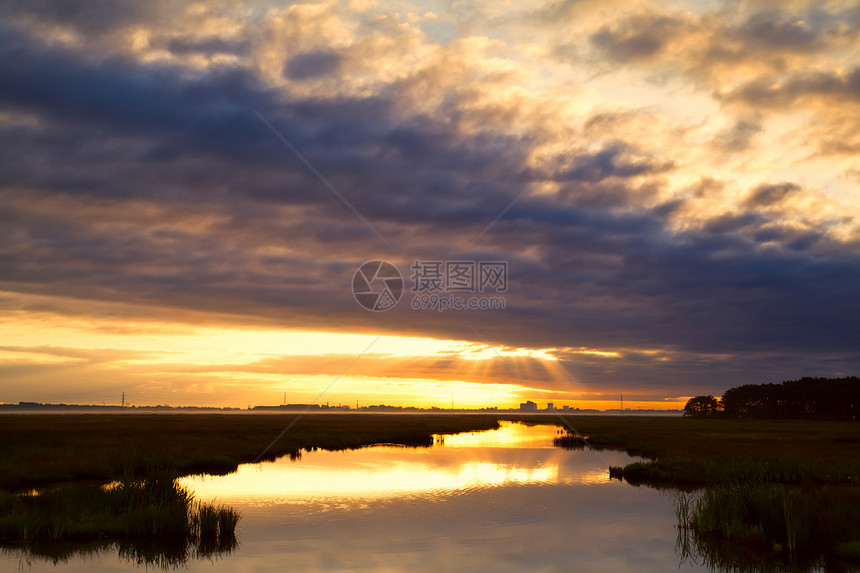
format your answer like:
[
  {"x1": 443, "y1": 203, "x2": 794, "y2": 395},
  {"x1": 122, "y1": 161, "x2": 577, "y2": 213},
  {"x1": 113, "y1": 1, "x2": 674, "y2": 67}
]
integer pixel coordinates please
[{"x1": 2, "y1": 413, "x2": 859, "y2": 490}]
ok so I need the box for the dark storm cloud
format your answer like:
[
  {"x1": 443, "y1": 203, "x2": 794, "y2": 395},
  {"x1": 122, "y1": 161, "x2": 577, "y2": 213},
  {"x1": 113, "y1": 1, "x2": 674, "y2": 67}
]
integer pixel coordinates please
[
  {"x1": 284, "y1": 50, "x2": 344, "y2": 79},
  {"x1": 0, "y1": 6, "x2": 858, "y2": 399},
  {"x1": 0, "y1": 26, "x2": 264, "y2": 144},
  {"x1": 452, "y1": 189, "x2": 860, "y2": 361},
  {"x1": 0, "y1": 19, "x2": 528, "y2": 328},
  {"x1": 552, "y1": 346, "x2": 860, "y2": 398},
  {"x1": 0, "y1": 0, "x2": 157, "y2": 36},
  {"x1": 702, "y1": 212, "x2": 764, "y2": 235},
  {"x1": 553, "y1": 144, "x2": 674, "y2": 183},
  {"x1": 167, "y1": 36, "x2": 250, "y2": 57}
]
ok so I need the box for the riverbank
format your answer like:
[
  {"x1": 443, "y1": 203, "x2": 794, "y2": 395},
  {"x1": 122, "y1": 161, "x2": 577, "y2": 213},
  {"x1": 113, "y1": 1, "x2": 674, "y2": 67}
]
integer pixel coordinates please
[
  {"x1": 536, "y1": 415, "x2": 860, "y2": 486},
  {"x1": 0, "y1": 413, "x2": 500, "y2": 549},
  {"x1": 0, "y1": 413, "x2": 502, "y2": 491},
  {"x1": 3, "y1": 413, "x2": 860, "y2": 490}
]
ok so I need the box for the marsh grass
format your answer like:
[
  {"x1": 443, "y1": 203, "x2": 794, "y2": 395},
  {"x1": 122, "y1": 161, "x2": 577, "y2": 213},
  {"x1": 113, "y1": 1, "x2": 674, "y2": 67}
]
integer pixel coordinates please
[
  {"x1": 190, "y1": 501, "x2": 239, "y2": 555},
  {"x1": 3, "y1": 414, "x2": 859, "y2": 491},
  {"x1": 0, "y1": 469, "x2": 239, "y2": 550},
  {"x1": 552, "y1": 433, "x2": 588, "y2": 449},
  {"x1": 217, "y1": 506, "x2": 239, "y2": 536},
  {"x1": 0, "y1": 414, "x2": 502, "y2": 491},
  {"x1": 676, "y1": 529, "x2": 824, "y2": 573},
  {"x1": 194, "y1": 503, "x2": 219, "y2": 538},
  {"x1": 674, "y1": 483, "x2": 860, "y2": 567},
  {"x1": 674, "y1": 492, "x2": 693, "y2": 530},
  {"x1": 611, "y1": 457, "x2": 860, "y2": 487}
]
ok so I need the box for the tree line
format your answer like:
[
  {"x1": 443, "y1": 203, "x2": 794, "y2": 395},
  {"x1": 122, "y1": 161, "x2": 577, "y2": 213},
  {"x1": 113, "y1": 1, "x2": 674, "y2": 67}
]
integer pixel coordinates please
[{"x1": 684, "y1": 376, "x2": 860, "y2": 420}]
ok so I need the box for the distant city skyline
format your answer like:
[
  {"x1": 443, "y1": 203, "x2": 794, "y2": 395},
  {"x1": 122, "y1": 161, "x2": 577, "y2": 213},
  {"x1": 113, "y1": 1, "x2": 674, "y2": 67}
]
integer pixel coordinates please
[{"x1": 4, "y1": 398, "x2": 667, "y2": 413}]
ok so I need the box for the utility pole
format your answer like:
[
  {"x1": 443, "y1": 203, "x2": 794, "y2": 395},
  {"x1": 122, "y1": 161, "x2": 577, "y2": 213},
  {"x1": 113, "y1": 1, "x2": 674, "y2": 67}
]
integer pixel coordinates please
[{"x1": 621, "y1": 393, "x2": 624, "y2": 412}]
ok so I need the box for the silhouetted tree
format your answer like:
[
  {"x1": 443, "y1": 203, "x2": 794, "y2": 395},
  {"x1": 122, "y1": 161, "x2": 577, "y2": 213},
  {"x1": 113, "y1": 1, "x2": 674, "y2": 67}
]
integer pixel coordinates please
[
  {"x1": 721, "y1": 377, "x2": 859, "y2": 420},
  {"x1": 684, "y1": 395, "x2": 722, "y2": 418}
]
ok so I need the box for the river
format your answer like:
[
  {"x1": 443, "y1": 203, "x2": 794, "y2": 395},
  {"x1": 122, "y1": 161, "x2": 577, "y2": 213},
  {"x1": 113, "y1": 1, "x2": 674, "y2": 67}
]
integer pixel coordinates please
[{"x1": 2, "y1": 421, "x2": 710, "y2": 572}]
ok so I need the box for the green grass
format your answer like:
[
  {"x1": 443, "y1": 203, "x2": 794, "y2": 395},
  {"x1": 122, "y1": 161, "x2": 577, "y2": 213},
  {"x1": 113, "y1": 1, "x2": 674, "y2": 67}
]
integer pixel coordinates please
[
  {"x1": 0, "y1": 469, "x2": 239, "y2": 549},
  {"x1": 533, "y1": 415, "x2": 860, "y2": 487},
  {"x1": 675, "y1": 484, "x2": 860, "y2": 568}
]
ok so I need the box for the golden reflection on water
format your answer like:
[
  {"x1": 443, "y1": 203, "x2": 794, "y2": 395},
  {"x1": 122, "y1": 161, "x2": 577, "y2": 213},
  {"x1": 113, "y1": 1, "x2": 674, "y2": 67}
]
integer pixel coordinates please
[
  {"x1": 180, "y1": 422, "x2": 614, "y2": 504},
  {"x1": 434, "y1": 421, "x2": 561, "y2": 448}
]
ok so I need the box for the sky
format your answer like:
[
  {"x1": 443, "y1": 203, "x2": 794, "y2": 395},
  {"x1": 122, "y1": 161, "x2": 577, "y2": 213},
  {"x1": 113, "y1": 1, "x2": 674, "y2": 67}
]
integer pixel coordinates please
[{"x1": 1, "y1": 0, "x2": 859, "y2": 410}]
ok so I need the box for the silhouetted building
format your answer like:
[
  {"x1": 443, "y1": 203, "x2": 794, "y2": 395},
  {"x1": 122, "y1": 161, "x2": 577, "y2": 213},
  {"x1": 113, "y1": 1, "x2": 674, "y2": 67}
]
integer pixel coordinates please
[{"x1": 519, "y1": 400, "x2": 537, "y2": 411}]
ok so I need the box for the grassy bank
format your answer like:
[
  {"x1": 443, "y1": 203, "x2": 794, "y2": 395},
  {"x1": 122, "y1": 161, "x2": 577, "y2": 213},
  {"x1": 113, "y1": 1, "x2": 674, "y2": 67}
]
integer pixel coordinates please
[
  {"x1": 609, "y1": 456, "x2": 860, "y2": 486},
  {"x1": 547, "y1": 415, "x2": 860, "y2": 463},
  {"x1": 3, "y1": 413, "x2": 859, "y2": 490},
  {"x1": 0, "y1": 413, "x2": 501, "y2": 491},
  {"x1": 533, "y1": 415, "x2": 860, "y2": 486}
]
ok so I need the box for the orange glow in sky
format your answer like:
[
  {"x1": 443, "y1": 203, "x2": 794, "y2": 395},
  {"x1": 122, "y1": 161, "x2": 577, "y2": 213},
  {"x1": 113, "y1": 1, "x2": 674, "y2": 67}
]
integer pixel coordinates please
[
  {"x1": 3, "y1": 1, "x2": 853, "y2": 410},
  {"x1": 0, "y1": 293, "x2": 684, "y2": 409}
]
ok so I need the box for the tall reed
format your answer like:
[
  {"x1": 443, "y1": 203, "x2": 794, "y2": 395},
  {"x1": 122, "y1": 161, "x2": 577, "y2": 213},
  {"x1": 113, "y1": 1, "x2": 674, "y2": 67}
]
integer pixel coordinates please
[
  {"x1": 677, "y1": 483, "x2": 860, "y2": 565},
  {"x1": 0, "y1": 470, "x2": 238, "y2": 547}
]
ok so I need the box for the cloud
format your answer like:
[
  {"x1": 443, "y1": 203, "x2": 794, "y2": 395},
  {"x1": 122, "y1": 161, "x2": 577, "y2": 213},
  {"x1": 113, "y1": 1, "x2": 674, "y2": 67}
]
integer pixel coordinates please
[
  {"x1": 708, "y1": 116, "x2": 763, "y2": 153},
  {"x1": 723, "y1": 67, "x2": 860, "y2": 108},
  {"x1": 743, "y1": 182, "x2": 801, "y2": 208},
  {"x1": 167, "y1": 35, "x2": 249, "y2": 58},
  {"x1": 728, "y1": 8, "x2": 833, "y2": 54},
  {"x1": 284, "y1": 49, "x2": 344, "y2": 79},
  {"x1": 0, "y1": 0, "x2": 158, "y2": 36},
  {"x1": 0, "y1": 1, "x2": 858, "y2": 405},
  {"x1": 554, "y1": 144, "x2": 674, "y2": 183},
  {"x1": 590, "y1": 12, "x2": 687, "y2": 62}
]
